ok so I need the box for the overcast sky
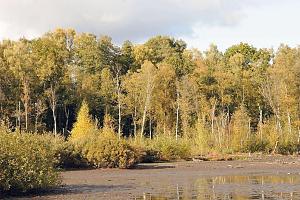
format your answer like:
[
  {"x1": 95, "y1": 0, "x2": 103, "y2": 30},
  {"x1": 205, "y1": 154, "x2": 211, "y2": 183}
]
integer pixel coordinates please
[{"x1": 0, "y1": 0, "x2": 299, "y2": 51}]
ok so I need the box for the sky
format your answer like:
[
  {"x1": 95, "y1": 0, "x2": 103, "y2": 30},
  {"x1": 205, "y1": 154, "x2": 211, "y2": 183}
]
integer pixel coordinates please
[{"x1": 0, "y1": 0, "x2": 299, "y2": 51}]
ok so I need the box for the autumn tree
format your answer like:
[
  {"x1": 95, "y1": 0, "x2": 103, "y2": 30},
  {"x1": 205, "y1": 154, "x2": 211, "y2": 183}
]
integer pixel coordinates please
[
  {"x1": 4, "y1": 39, "x2": 36, "y2": 131},
  {"x1": 69, "y1": 100, "x2": 96, "y2": 142},
  {"x1": 33, "y1": 28, "x2": 75, "y2": 134}
]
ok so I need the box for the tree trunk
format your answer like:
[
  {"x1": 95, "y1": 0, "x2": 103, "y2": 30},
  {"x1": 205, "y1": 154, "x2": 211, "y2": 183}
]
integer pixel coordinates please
[
  {"x1": 132, "y1": 113, "x2": 137, "y2": 138},
  {"x1": 24, "y1": 102, "x2": 28, "y2": 130},
  {"x1": 175, "y1": 88, "x2": 179, "y2": 141},
  {"x1": 64, "y1": 105, "x2": 70, "y2": 135},
  {"x1": 18, "y1": 101, "x2": 21, "y2": 133},
  {"x1": 259, "y1": 105, "x2": 263, "y2": 141},
  {"x1": 149, "y1": 115, "x2": 152, "y2": 139},
  {"x1": 15, "y1": 103, "x2": 18, "y2": 130},
  {"x1": 118, "y1": 87, "x2": 121, "y2": 139},
  {"x1": 272, "y1": 141, "x2": 278, "y2": 154},
  {"x1": 216, "y1": 117, "x2": 222, "y2": 148},
  {"x1": 35, "y1": 100, "x2": 46, "y2": 133},
  {"x1": 49, "y1": 84, "x2": 57, "y2": 135},
  {"x1": 22, "y1": 80, "x2": 30, "y2": 131},
  {"x1": 211, "y1": 100, "x2": 216, "y2": 135},
  {"x1": 140, "y1": 77, "x2": 153, "y2": 138},
  {"x1": 52, "y1": 104, "x2": 57, "y2": 135},
  {"x1": 287, "y1": 112, "x2": 292, "y2": 135},
  {"x1": 35, "y1": 102, "x2": 38, "y2": 133},
  {"x1": 140, "y1": 103, "x2": 147, "y2": 138},
  {"x1": 115, "y1": 72, "x2": 122, "y2": 139}
]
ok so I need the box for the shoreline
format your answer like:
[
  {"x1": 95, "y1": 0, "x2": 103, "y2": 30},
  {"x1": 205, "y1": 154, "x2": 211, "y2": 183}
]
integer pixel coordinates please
[{"x1": 11, "y1": 154, "x2": 300, "y2": 200}]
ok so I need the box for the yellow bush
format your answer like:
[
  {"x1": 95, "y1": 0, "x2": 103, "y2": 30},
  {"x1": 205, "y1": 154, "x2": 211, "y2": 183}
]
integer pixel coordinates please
[
  {"x1": 0, "y1": 131, "x2": 61, "y2": 194},
  {"x1": 152, "y1": 135, "x2": 191, "y2": 161},
  {"x1": 127, "y1": 137, "x2": 160, "y2": 163},
  {"x1": 191, "y1": 121, "x2": 212, "y2": 155},
  {"x1": 230, "y1": 106, "x2": 251, "y2": 151},
  {"x1": 83, "y1": 127, "x2": 138, "y2": 168}
]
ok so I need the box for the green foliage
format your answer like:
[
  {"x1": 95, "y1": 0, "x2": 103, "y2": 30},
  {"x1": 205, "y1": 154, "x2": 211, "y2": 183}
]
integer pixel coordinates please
[
  {"x1": 224, "y1": 42, "x2": 258, "y2": 68},
  {"x1": 241, "y1": 135, "x2": 269, "y2": 153},
  {"x1": 2, "y1": 29, "x2": 300, "y2": 159},
  {"x1": 55, "y1": 140, "x2": 89, "y2": 169},
  {"x1": 0, "y1": 130, "x2": 61, "y2": 194},
  {"x1": 127, "y1": 137, "x2": 160, "y2": 163},
  {"x1": 277, "y1": 140, "x2": 299, "y2": 155},
  {"x1": 191, "y1": 120, "x2": 212, "y2": 155},
  {"x1": 230, "y1": 105, "x2": 251, "y2": 151},
  {"x1": 83, "y1": 127, "x2": 138, "y2": 168},
  {"x1": 151, "y1": 135, "x2": 191, "y2": 161},
  {"x1": 127, "y1": 136, "x2": 191, "y2": 162}
]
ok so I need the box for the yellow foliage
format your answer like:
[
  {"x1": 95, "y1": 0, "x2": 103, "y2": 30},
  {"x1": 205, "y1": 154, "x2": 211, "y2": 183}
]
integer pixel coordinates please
[
  {"x1": 84, "y1": 127, "x2": 138, "y2": 168},
  {"x1": 192, "y1": 120, "x2": 211, "y2": 155},
  {"x1": 69, "y1": 100, "x2": 96, "y2": 143},
  {"x1": 0, "y1": 131, "x2": 61, "y2": 193},
  {"x1": 230, "y1": 105, "x2": 250, "y2": 151}
]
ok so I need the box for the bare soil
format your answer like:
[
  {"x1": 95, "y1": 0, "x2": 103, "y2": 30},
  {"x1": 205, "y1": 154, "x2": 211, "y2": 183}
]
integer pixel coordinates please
[{"x1": 9, "y1": 154, "x2": 300, "y2": 200}]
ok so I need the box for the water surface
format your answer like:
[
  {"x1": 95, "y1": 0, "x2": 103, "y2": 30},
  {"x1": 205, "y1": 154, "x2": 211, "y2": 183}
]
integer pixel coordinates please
[{"x1": 135, "y1": 174, "x2": 300, "y2": 200}]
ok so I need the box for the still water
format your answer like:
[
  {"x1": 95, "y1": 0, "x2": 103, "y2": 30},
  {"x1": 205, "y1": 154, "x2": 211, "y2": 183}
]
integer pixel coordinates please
[{"x1": 135, "y1": 174, "x2": 300, "y2": 200}]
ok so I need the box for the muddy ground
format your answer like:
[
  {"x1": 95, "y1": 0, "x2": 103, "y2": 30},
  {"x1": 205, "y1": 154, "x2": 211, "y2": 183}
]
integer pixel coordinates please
[{"x1": 8, "y1": 155, "x2": 300, "y2": 200}]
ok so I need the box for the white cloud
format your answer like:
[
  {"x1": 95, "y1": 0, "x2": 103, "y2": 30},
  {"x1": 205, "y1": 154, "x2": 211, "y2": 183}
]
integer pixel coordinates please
[
  {"x1": 1, "y1": 0, "x2": 299, "y2": 51},
  {"x1": 182, "y1": 0, "x2": 300, "y2": 51},
  {"x1": 0, "y1": 0, "x2": 251, "y2": 42}
]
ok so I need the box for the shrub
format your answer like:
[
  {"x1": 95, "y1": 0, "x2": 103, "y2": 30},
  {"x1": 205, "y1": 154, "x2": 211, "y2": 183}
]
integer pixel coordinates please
[
  {"x1": 69, "y1": 109, "x2": 138, "y2": 169},
  {"x1": 230, "y1": 105, "x2": 251, "y2": 152},
  {"x1": 127, "y1": 135, "x2": 191, "y2": 162},
  {"x1": 191, "y1": 121, "x2": 212, "y2": 156},
  {"x1": 55, "y1": 141, "x2": 89, "y2": 169},
  {"x1": 0, "y1": 130, "x2": 61, "y2": 194},
  {"x1": 127, "y1": 137, "x2": 160, "y2": 163},
  {"x1": 84, "y1": 127, "x2": 138, "y2": 169},
  {"x1": 242, "y1": 135, "x2": 269, "y2": 153},
  {"x1": 277, "y1": 135, "x2": 299, "y2": 155},
  {"x1": 152, "y1": 135, "x2": 191, "y2": 161}
]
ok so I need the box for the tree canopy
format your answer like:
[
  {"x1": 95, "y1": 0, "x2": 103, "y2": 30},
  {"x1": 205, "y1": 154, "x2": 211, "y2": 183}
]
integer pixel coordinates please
[{"x1": 1, "y1": 28, "x2": 300, "y2": 152}]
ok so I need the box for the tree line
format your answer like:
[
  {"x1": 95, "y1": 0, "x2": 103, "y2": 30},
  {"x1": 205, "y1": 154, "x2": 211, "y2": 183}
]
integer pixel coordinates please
[{"x1": 1, "y1": 28, "x2": 300, "y2": 152}]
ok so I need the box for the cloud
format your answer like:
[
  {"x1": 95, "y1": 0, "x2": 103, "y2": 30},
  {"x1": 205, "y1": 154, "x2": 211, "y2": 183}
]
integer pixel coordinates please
[{"x1": 0, "y1": 0, "x2": 254, "y2": 43}]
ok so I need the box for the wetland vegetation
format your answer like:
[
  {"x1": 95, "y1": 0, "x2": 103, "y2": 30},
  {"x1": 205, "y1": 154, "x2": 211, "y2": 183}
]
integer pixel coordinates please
[{"x1": 1, "y1": 29, "x2": 300, "y2": 197}]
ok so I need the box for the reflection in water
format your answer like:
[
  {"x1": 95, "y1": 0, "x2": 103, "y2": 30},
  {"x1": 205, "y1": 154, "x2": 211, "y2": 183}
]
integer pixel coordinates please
[{"x1": 134, "y1": 174, "x2": 300, "y2": 200}]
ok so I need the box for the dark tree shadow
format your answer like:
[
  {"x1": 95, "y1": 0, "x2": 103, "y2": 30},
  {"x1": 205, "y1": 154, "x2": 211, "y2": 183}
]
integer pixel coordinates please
[
  {"x1": 1, "y1": 184, "x2": 133, "y2": 199},
  {"x1": 132, "y1": 164, "x2": 175, "y2": 170}
]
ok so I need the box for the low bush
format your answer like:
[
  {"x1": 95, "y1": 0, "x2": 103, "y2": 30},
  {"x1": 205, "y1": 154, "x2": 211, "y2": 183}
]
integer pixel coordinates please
[
  {"x1": 127, "y1": 138, "x2": 160, "y2": 163},
  {"x1": 0, "y1": 130, "x2": 61, "y2": 194},
  {"x1": 152, "y1": 135, "x2": 191, "y2": 161},
  {"x1": 83, "y1": 127, "x2": 138, "y2": 169},
  {"x1": 190, "y1": 122, "x2": 213, "y2": 156},
  {"x1": 277, "y1": 140, "x2": 299, "y2": 155},
  {"x1": 242, "y1": 137, "x2": 269, "y2": 153},
  {"x1": 56, "y1": 141, "x2": 89, "y2": 169},
  {"x1": 127, "y1": 135, "x2": 192, "y2": 162}
]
